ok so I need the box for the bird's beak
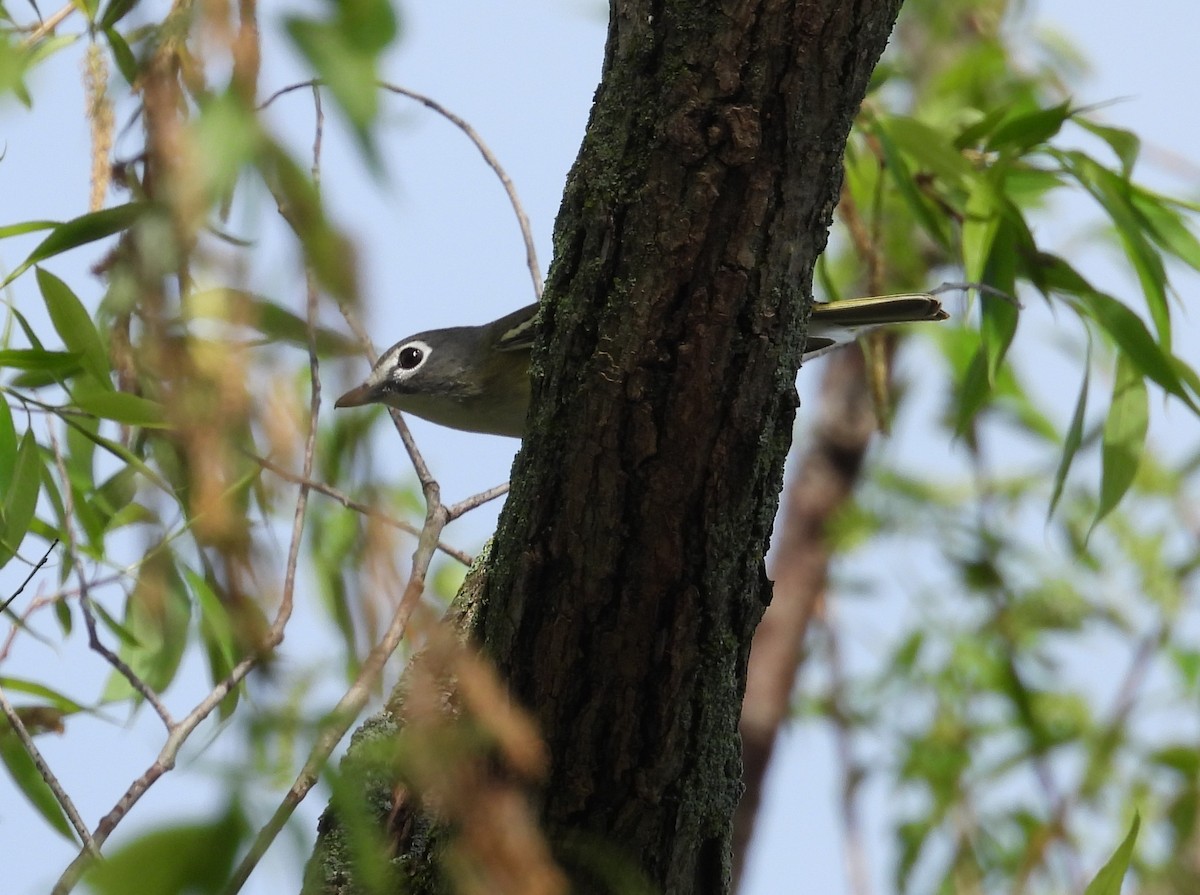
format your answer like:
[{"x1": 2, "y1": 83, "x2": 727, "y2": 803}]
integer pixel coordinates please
[{"x1": 334, "y1": 382, "x2": 375, "y2": 409}]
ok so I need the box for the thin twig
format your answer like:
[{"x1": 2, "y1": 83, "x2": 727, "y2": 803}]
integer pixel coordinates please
[
  {"x1": 448, "y1": 482, "x2": 510, "y2": 520},
  {"x1": 378, "y1": 81, "x2": 543, "y2": 301},
  {"x1": 46, "y1": 424, "x2": 175, "y2": 729},
  {"x1": 54, "y1": 93, "x2": 330, "y2": 895},
  {"x1": 258, "y1": 78, "x2": 544, "y2": 301},
  {"x1": 223, "y1": 497, "x2": 450, "y2": 894},
  {"x1": 252, "y1": 453, "x2": 474, "y2": 565},
  {"x1": 20, "y1": 2, "x2": 75, "y2": 46},
  {"x1": 0, "y1": 681, "x2": 98, "y2": 853},
  {"x1": 0, "y1": 538, "x2": 58, "y2": 615}
]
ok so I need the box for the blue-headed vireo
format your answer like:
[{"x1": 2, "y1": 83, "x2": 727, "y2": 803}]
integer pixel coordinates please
[{"x1": 333, "y1": 294, "x2": 949, "y2": 437}]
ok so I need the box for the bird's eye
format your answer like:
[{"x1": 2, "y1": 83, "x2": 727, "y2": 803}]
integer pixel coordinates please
[{"x1": 398, "y1": 346, "x2": 424, "y2": 370}]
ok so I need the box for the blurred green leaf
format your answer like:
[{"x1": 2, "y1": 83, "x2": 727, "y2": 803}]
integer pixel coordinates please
[
  {"x1": 2, "y1": 203, "x2": 149, "y2": 287},
  {"x1": 1131, "y1": 187, "x2": 1200, "y2": 275},
  {"x1": 188, "y1": 288, "x2": 358, "y2": 355},
  {"x1": 285, "y1": 0, "x2": 398, "y2": 160},
  {"x1": 1077, "y1": 289, "x2": 1194, "y2": 410},
  {"x1": 103, "y1": 27, "x2": 138, "y2": 84},
  {"x1": 0, "y1": 398, "x2": 16, "y2": 495},
  {"x1": 987, "y1": 101, "x2": 1070, "y2": 153},
  {"x1": 0, "y1": 349, "x2": 82, "y2": 374},
  {"x1": 872, "y1": 116, "x2": 953, "y2": 249},
  {"x1": 61, "y1": 414, "x2": 171, "y2": 493},
  {"x1": 881, "y1": 115, "x2": 975, "y2": 188},
  {"x1": 0, "y1": 219, "x2": 58, "y2": 240},
  {"x1": 192, "y1": 90, "x2": 265, "y2": 201},
  {"x1": 1048, "y1": 359, "x2": 1089, "y2": 519},
  {"x1": 257, "y1": 144, "x2": 359, "y2": 304},
  {"x1": 0, "y1": 732, "x2": 75, "y2": 841},
  {"x1": 979, "y1": 220, "x2": 1019, "y2": 384},
  {"x1": 85, "y1": 804, "x2": 249, "y2": 895},
  {"x1": 186, "y1": 568, "x2": 241, "y2": 719},
  {"x1": 1074, "y1": 117, "x2": 1141, "y2": 177},
  {"x1": 70, "y1": 388, "x2": 167, "y2": 428},
  {"x1": 0, "y1": 677, "x2": 87, "y2": 715},
  {"x1": 0, "y1": 32, "x2": 33, "y2": 105},
  {"x1": 37, "y1": 267, "x2": 111, "y2": 386},
  {"x1": 102, "y1": 552, "x2": 192, "y2": 700},
  {"x1": 962, "y1": 172, "x2": 1001, "y2": 288},
  {"x1": 1093, "y1": 355, "x2": 1148, "y2": 532},
  {"x1": 1083, "y1": 814, "x2": 1140, "y2": 895},
  {"x1": 99, "y1": 0, "x2": 139, "y2": 29},
  {"x1": 0, "y1": 431, "x2": 43, "y2": 567},
  {"x1": 1059, "y1": 150, "x2": 1171, "y2": 344}
]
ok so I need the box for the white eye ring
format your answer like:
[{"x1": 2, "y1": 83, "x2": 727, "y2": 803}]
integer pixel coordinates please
[{"x1": 389, "y1": 339, "x2": 432, "y2": 380}]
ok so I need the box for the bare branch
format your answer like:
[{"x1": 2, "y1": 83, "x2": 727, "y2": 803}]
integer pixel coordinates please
[
  {"x1": 253, "y1": 453, "x2": 475, "y2": 565},
  {"x1": 260, "y1": 77, "x2": 543, "y2": 301},
  {"x1": 378, "y1": 81, "x2": 543, "y2": 301},
  {"x1": 0, "y1": 681, "x2": 98, "y2": 853},
  {"x1": 448, "y1": 482, "x2": 510, "y2": 521},
  {"x1": 0, "y1": 538, "x2": 57, "y2": 616},
  {"x1": 222, "y1": 497, "x2": 451, "y2": 894},
  {"x1": 19, "y1": 2, "x2": 76, "y2": 46}
]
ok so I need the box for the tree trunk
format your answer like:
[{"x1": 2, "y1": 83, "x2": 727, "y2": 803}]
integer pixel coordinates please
[
  {"x1": 308, "y1": 1, "x2": 905, "y2": 893},
  {"x1": 481, "y1": 1, "x2": 904, "y2": 890}
]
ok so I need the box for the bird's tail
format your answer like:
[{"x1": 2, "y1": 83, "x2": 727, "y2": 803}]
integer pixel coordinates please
[
  {"x1": 803, "y1": 292, "x2": 949, "y2": 360},
  {"x1": 810, "y1": 293, "x2": 949, "y2": 327}
]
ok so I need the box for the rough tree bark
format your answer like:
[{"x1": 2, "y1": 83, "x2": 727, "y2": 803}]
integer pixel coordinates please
[{"x1": 308, "y1": 1, "x2": 906, "y2": 893}]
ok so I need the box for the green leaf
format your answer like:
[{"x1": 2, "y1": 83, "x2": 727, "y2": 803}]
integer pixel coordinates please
[
  {"x1": 103, "y1": 27, "x2": 138, "y2": 85},
  {"x1": 954, "y1": 348, "x2": 991, "y2": 434},
  {"x1": 37, "y1": 267, "x2": 111, "y2": 385},
  {"x1": 99, "y1": 0, "x2": 138, "y2": 29},
  {"x1": 0, "y1": 219, "x2": 58, "y2": 240},
  {"x1": 2, "y1": 203, "x2": 148, "y2": 287},
  {"x1": 0, "y1": 677, "x2": 87, "y2": 715},
  {"x1": 0, "y1": 431, "x2": 43, "y2": 567},
  {"x1": 192, "y1": 91, "x2": 265, "y2": 200},
  {"x1": 962, "y1": 172, "x2": 1001, "y2": 288},
  {"x1": 187, "y1": 568, "x2": 241, "y2": 719},
  {"x1": 1075, "y1": 289, "x2": 1194, "y2": 411},
  {"x1": 257, "y1": 145, "x2": 359, "y2": 304},
  {"x1": 285, "y1": 3, "x2": 393, "y2": 161},
  {"x1": 0, "y1": 732, "x2": 75, "y2": 841},
  {"x1": 1074, "y1": 117, "x2": 1141, "y2": 177},
  {"x1": 84, "y1": 805, "x2": 249, "y2": 895},
  {"x1": 872, "y1": 117, "x2": 953, "y2": 249},
  {"x1": 1093, "y1": 355, "x2": 1148, "y2": 532},
  {"x1": 1059, "y1": 150, "x2": 1170, "y2": 344},
  {"x1": 60, "y1": 414, "x2": 171, "y2": 493},
  {"x1": 102, "y1": 552, "x2": 192, "y2": 701},
  {"x1": 979, "y1": 219, "x2": 1019, "y2": 385},
  {"x1": 0, "y1": 349, "x2": 82, "y2": 374},
  {"x1": 0, "y1": 398, "x2": 16, "y2": 495},
  {"x1": 70, "y1": 388, "x2": 167, "y2": 428},
  {"x1": 1131, "y1": 187, "x2": 1200, "y2": 275},
  {"x1": 954, "y1": 105, "x2": 1009, "y2": 150},
  {"x1": 879, "y1": 116, "x2": 975, "y2": 188},
  {"x1": 1048, "y1": 356, "x2": 1090, "y2": 520},
  {"x1": 188, "y1": 288, "x2": 358, "y2": 355},
  {"x1": 987, "y1": 101, "x2": 1071, "y2": 153},
  {"x1": 1083, "y1": 813, "x2": 1140, "y2": 895}
]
